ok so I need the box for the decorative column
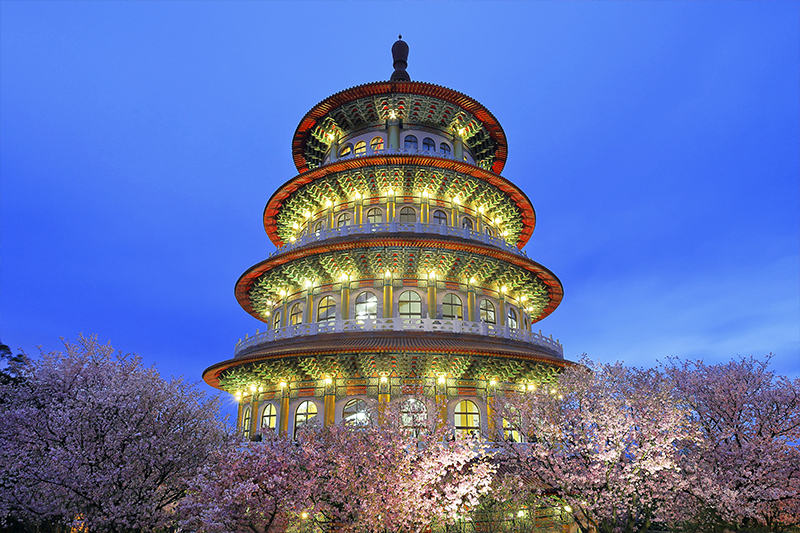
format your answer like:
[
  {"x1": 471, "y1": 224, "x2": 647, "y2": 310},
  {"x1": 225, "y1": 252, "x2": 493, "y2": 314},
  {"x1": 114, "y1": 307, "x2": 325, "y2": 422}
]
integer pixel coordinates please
[
  {"x1": 499, "y1": 288, "x2": 507, "y2": 327},
  {"x1": 467, "y1": 281, "x2": 476, "y2": 322},
  {"x1": 280, "y1": 291, "x2": 288, "y2": 328},
  {"x1": 451, "y1": 198, "x2": 460, "y2": 228},
  {"x1": 383, "y1": 271, "x2": 393, "y2": 318},
  {"x1": 485, "y1": 380, "x2": 496, "y2": 439},
  {"x1": 387, "y1": 116, "x2": 400, "y2": 150},
  {"x1": 421, "y1": 192, "x2": 430, "y2": 224},
  {"x1": 476, "y1": 207, "x2": 484, "y2": 233},
  {"x1": 304, "y1": 283, "x2": 314, "y2": 324},
  {"x1": 236, "y1": 397, "x2": 244, "y2": 431},
  {"x1": 326, "y1": 200, "x2": 334, "y2": 230},
  {"x1": 323, "y1": 378, "x2": 335, "y2": 427},
  {"x1": 427, "y1": 272, "x2": 437, "y2": 319},
  {"x1": 329, "y1": 133, "x2": 339, "y2": 163},
  {"x1": 436, "y1": 376, "x2": 448, "y2": 430},
  {"x1": 378, "y1": 376, "x2": 390, "y2": 404},
  {"x1": 454, "y1": 130, "x2": 464, "y2": 161},
  {"x1": 278, "y1": 384, "x2": 289, "y2": 436},
  {"x1": 250, "y1": 391, "x2": 260, "y2": 437},
  {"x1": 354, "y1": 193, "x2": 363, "y2": 225},
  {"x1": 341, "y1": 277, "x2": 350, "y2": 320},
  {"x1": 386, "y1": 188, "x2": 396, "y2": 222}
]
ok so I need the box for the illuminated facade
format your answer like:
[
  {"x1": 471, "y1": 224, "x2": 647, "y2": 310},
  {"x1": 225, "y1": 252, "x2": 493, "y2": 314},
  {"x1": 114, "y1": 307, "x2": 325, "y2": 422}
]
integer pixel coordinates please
[{"x1": 203, "y1": 38, "x2": 571, "y2": 440}]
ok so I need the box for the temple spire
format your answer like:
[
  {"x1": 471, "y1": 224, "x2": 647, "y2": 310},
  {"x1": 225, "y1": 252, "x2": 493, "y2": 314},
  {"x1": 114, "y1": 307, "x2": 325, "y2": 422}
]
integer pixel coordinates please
[{"x1": 390, "y1": 35, "x2": 410, "y2": 81}]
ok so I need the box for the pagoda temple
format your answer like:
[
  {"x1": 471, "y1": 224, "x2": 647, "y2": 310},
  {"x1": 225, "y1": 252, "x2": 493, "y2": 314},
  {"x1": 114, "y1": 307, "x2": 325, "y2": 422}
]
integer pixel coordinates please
[{"x1": 203, "y1": 37, "x2": 572, "y2": 439}]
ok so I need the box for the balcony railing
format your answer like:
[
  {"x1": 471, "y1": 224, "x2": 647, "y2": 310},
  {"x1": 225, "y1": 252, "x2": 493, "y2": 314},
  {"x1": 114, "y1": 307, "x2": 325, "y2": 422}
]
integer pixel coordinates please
[
  {"x1": 270, "y1": 221, "x2": 526, "y2": 259},
  {"x1": 234, "y1": 317, "x2": 563, "y2": 358}
]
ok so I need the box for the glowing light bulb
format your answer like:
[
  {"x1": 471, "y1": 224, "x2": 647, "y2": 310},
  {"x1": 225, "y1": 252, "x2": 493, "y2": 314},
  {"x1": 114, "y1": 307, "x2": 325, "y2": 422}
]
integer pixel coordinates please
[
  {"x1": 438, "y1": 376, "x2": 446, "y2": 384},
  {"x1": 304, "y1": 280, "x2": 312, "y2": 289},
  {"x1": 490, "y1": 380, "x2": 497, "y2": 386},
  {"x1": 289, "y1": 236, "x2": 296, "y2": 243},
  {"x1": 428, "y1": 271, "x2": 436, "y2": 280},
  {"x1": 303, "y1": 210, "x2": 311, "y2": 219},
  {"x1": 521, "y1": 295, "x2": 528, "y2": 303},
  {"x1": 325, "y1": 199, "x2": 333, "y2": 208},
  {"x1": 279, "y1": 381, "x2": 287, "y2": 388},
  {"x1": 380, "y1": 376, "x2": 388, "y2": 383},
  {"x1": 324, "y1": 377, "x2": 332, "y2": 385},
  {"x1": 384, "y1": 270, "x2": 392, "y2": 278},
  {"x1": 387, "y1": 188, "x2": 394, "y2": 196},
  {"x1": 563, "y1": 505, "x2": 572, "y2": 513},
  {"x1": 453, "y1": 196, "x2": 461, "y2": 204},
  {"x1": 279, "y1": 289, "x2": 287, "y2": 297},
  {"x1": 469, "y1": 277, "x2": 476, "y2": 285},
  {"x1": 501, "y1": 285, "x2": 508, "y2": 293},
  {"x1": 478, "y1": 206, "x2": 485, "y2": 214}
]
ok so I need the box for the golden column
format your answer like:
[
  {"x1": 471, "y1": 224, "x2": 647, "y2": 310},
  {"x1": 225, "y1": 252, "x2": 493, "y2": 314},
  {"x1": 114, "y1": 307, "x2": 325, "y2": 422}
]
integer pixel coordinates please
[
  {"x1": 278, "y1": 383, "x2": 290, "y2": 436},
  {"x1": 323, "y1": 378, "x2": 336, "y2": 427},
  {"x1": 383, "y1": 271, "x2": 393, "y2": 318}
]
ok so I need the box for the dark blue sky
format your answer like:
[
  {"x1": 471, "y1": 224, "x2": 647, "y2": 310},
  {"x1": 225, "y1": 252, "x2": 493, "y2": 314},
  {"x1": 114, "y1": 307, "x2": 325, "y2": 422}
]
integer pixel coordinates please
[{"x1": 2, "y1": 2, "x2": 798, "y2": 420}]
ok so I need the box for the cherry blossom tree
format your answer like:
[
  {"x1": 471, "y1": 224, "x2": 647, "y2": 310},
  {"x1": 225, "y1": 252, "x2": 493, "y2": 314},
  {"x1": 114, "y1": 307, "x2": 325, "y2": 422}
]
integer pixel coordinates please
[
  {"x1": 181, "y1": 397, "x2": 494, "y2": 533},
  {"x1": 665, "y1": 356, "x2": 800, "y2": 531},
  {"x1": 0, "y1": 335, "x2": 228, "y2": 533},
  {"x1": 178, "y1": 434, "x2": 311, "y2": 533},
  {"x1": 295, "y1": 400, "x2": 494, "y2": 533},
  {"x1": 492, "y1": 359, "x2": 692, "y2": 533}
]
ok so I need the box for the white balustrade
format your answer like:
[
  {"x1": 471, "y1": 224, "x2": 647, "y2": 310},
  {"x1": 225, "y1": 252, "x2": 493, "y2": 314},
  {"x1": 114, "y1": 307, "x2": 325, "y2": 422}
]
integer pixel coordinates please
[
  {"x1": 234, "y1": 317, "x2": 563, "y2": 358},
  {"x1": 270, "y1": 221, "x2": 526, "y2": 259}
]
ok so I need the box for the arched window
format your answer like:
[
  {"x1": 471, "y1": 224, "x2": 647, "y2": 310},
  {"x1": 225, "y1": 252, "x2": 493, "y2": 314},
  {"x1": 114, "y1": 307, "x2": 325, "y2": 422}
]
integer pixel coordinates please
[
  {"x1": 261, "y1": 404, "x2": 277, "y2": 433},
  {"x1": 339, "y1": 144, "x2": 352, "y2": 157},
  {"x1": 442, "y1": 293, "x2": 463, "y2": 320},
  {"x1": 485, "y1": 227, "x2": 494, "y2": 237},
  {"x1": 355, "y1": 291, "x2": 378, "y2": 319},
  {"x1": 370, "y1": 136, "x2": 384, "y2": 152},
  {"x1": 399, "y1": 206, "x2": 416, "y2": 223},
  {"x1": 404, "y1": 135, "x2": 418, "y2": 150},
  {"x1": 503, "y1": 416, "x2": 523, "y2": 443},
  {"x1": 401, "y1": 398, "x2": 427, "y2": 438},
  {"x1": 480, "y1": 300, "x2": 496, "y2": 324},
  {"x1": 273, "y1": 312, "x2": 281, "y2": 329},
  {"x1": 294, "y1": 401, "x2": 317, "y2": 438},
  {"x1": 454, "y1": 400, "x2": 480, "y2": 438},
  {"x1": 354, "y1": 140, "x2": 366, "y2": 156},
  {"x1": 440, "y1": 142, "x2": 451, "y2": 156},
  {"x1": 366, "y1": 208, "x2": 383, "y2": 224},
  {"x1": 317, "y1": 296, "x2": 336, "y2": 322},
  {"x1": 507, "y1": 308, "x2": 518, "y2": 329},
  {"x1": 241, "y1": 406, "x2": 251, "y2": 438},
  {"x1": 314, "y1": 221, "x2": 324, "y2": 234},
  {"x1": 523, "y1": 316, "x2": 529, "y2": 330},
  {"x1": 343, "y1": 398, "x2": 369, "y2": 425},
  {"x1": 337, "y1": 213, "x2": 351, "y2": 228},
  {"x1": 422, "y1": 137, "x2": 435, "y2": 151},
  {"x1": 462, "y1": 217, "x2": 474, "y2": 230},
  {"x1": 290, "y1": 303, "x2": 303, "y2": 326},
  {"x1": 398, "y1": 291, "x2": 422, "y2": 319},
  {"x1": 432, "y1": 210, "x2": 447, "y2": 225}
]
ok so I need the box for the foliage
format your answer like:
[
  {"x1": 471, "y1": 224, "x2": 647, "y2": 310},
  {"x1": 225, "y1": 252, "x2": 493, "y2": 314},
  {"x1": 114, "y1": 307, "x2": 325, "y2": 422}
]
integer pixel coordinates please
[
  {"x1": 666, "y1": 355, "x2": 800, "y2": 532},
  {"x1": 492, "y1": 358, "x2": 693, "y2": 533},
  {"x1": 179, "y1": 397, "x2": 495, "y2": 533},
  {"x1": 0, "y1": 335, "x2": 229, "y2": 533}
]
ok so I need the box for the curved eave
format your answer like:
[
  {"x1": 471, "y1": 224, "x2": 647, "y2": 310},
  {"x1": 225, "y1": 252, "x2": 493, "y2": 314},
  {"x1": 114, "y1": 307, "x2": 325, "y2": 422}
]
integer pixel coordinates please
[
  {"x1": 203, "y1": 331, "x2": 573, "y2": 389},
  {"x1": 235, "y1": 234, "x2": 563, "y2": 323},
  {"x1": 264, "y1": 154, "x2": 535, "y2": 248},
  {"x1": 292, "y1": 81, "x2": 508, "y2": 174}
]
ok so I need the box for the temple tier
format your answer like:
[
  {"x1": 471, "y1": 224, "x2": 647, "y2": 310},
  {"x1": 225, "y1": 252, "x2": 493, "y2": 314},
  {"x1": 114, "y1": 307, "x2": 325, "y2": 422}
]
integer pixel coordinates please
[{"x1": 203, "y1": 38, "x2": 571, "y2": 438}]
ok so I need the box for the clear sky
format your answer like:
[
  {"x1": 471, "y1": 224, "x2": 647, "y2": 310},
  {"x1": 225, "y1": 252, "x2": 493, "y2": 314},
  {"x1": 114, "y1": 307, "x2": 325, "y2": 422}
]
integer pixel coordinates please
[{"x1": 2, "y1": 1, "x2": 798, "y2": 421}]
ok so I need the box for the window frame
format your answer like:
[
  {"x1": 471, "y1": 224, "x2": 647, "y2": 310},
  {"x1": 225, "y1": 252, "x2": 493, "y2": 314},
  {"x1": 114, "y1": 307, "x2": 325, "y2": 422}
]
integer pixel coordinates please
[
  {"x1": 339, "y1": 143, "x2": 353, "y2": 157},
  {"x1": 317, "y1": 296, "x2": 336, "y2": 323},
  {"x1": 403, "y1": 135, "x2": 418, "y2": 150},
  {"x1": 355, "y1": 291, "x2": 378, "y2": 319},
  {"x1": 261, "y1": 403, "x2": 277, "y2": 433},
  {"x1": 370, "y1": 136, "x2": 384, "y2": 152},
  {"x1": 432, "y1": 209, "x2": 448, "y2": 225},
  {"x1": 422, "y1": 137, "x2": 435, "y2": 151},
  {"x1": 442, "y1": 293, "x2": 463, "y2": 320},
  {"x1": 440, "y1": 142, "x2": 451, "y2": 156},
  {"x1": 354, "y1": 140, "x2": 367, "y2": 156},
  {"x1": 399, "y1": 206, "x2": 417, "y2": 223},
  {"x1": 398, "y1": 290, "x2": 422, "y2": 319},
  {"x1": 480, "y1": 299, "x2": 496, "y2": 324},
  {"x1": 366, "y1": 207, "x2": 383, "y2": 224},
  {"x1": 294, "y1": 400, "x2": 318, "y2": 438},
  {"x1": 242, "y1": 406, "x2": 251, "y2": 438},
  {"x1": 342, "y1": 398, "x2": 369, "y2": 426},
  {"x1": 462, "y1": 217, "x2": 474, "y2": 230},
  {"x1": 289, "y1": 303, "x2": 303, "y2": 326},
  {"x1": 454, "y1": 400, "x2": 480, "y2": 438},
  {"x1": 337, "y1": 212, "x2": 351, "y2": 228}
]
